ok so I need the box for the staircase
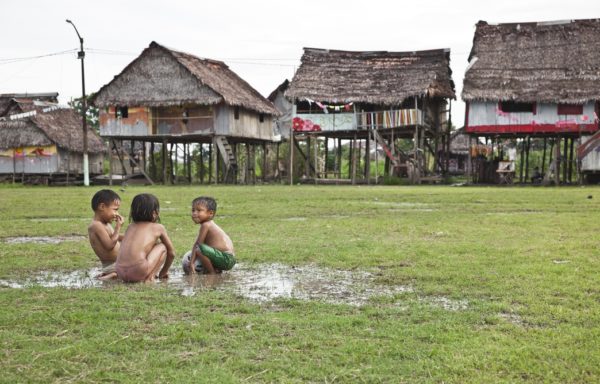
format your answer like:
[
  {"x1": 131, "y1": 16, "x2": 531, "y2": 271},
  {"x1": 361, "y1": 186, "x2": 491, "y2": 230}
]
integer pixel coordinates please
[
  {"x1": 371, "y1": 129, "x2": 401, "y2": 167},
  {"x1": 214, "y1": 135, "x2": 238, "y2": 183},
  {"x1": 577, "y1": 130, "x2": 600, "y2": 159}
]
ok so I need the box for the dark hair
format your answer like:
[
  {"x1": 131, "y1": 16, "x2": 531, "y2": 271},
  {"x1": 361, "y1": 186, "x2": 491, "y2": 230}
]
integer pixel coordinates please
[
  {"x1": 192, "y1": 196, "x2": 217, "y2": 213},
  {"x1": 130, "y1": 193, "x2": 160, "y2": 223},
  {"x1": 91, "y1": 189, "x2": 121, "y2": 211}
]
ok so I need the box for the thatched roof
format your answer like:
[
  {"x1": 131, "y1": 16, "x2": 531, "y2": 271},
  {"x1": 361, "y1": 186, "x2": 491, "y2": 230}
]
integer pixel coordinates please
[
  {"x1": 0, "y1": 101, "x2": 105, "y2": 153},
  {"x1": 268, "y1": 79, "x2": 289, "y2": 102},
  {"x1": 92, "y1": 41, "x2": 279, "y2": 116},
  {"x1": 462, "y1": 19, "x2": 600, "y2": 103},
  {"x1": 0, "y1": 93, "x2": 58, "y2": 117},
  {"x1": 285, "y1": 47, "x2": 455, "y2": 105}
]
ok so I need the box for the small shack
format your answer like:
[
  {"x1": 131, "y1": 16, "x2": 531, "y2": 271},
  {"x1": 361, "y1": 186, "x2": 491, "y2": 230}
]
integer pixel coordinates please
[
  {"x1": 0, "y1": 95, "x2": 105, "y2": 184},
  {"x1": 463, "y1": 19, "x2": 600, "y2": 184},
  {"x1": 285, "y1": 47, "x2": 456, "y2": 184},
  {"x1": 92, "y1": 41, "x2": 280, "y2": 184}
]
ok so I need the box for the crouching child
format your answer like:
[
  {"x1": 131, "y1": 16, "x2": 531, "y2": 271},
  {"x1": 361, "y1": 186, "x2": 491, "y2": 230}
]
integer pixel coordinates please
[{"x1": 184, "y1": 196, "x2": 235, "y2": 275}]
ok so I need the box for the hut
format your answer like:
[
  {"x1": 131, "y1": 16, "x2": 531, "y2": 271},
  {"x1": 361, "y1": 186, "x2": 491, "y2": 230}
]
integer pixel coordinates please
[
  {"x1": 91, "y1": 41, "x2": 280, "y2": 185},
  {"x1": 462, "y1": 19, "x2": 600, "y2": 184},
  {"x1": 0, "y1": 96, "x2": 105, "y2": 184},
  {"x1": 285, "y1": 47, "x2": 456, "y2": 184}
]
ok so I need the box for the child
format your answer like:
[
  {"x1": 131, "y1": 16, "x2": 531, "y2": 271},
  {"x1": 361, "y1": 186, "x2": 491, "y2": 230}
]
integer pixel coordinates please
[
  {"x1": 184, "y1": 196, "x2": 236, "y2": 275},
  {"x1": 88, "y1": 189, "x2": 124, "y2": 280},
  {"x1": 116, "y1": 193, "x2": 175, "y2": 282}
]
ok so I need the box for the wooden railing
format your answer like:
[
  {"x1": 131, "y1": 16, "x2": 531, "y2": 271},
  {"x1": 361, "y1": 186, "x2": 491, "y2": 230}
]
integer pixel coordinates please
[
  {"x1": 293, "y1": 108, "x2": 423, "y2": 132},
  {"x1": 357, "y1": 109, "x2": 421, "y2": 130}
]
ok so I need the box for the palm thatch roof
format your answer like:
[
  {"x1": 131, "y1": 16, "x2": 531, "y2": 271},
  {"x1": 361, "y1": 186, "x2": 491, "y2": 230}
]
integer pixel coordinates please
[
  {"x1": 462, "y1": 19, "x2": 600, "y2": 103},
  {"x1": 0, "y1": 101, "x2": 105, "y2": 153},
  {"x1": 0, "y1": 93, "x2": 58, "y2": 117},
  {"x1": 285, "y1": 47, "x2": 455, "y2": 105},
  {"x1": 92, "y1": 41, "x2": 279, "y2": 116}
]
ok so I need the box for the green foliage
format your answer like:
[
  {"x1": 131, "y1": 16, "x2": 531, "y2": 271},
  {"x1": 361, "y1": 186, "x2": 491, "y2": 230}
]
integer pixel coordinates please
[
  {"x1": 1, "y1": 185, "x2": 599, "y2": 382},
  {"x1": 68, "y1": 93, "x2": 99, "y2": 134}
]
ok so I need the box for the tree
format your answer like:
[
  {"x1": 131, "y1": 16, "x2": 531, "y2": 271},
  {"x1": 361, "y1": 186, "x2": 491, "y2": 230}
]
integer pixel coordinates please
[{"x1": 68, "y1": 92, "x2": 99, "y2": 134}]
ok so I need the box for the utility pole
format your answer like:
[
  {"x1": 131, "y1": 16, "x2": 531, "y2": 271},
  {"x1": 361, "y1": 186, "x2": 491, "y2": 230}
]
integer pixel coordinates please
[{"x1": 66, "y1": 19, "x2": 89, "y2": 186}]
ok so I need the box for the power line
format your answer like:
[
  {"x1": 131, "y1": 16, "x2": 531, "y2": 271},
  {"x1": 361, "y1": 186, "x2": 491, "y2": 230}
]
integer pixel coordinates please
[{"x1": 0, "y1": 49, "x2": 77, "y2": 65}]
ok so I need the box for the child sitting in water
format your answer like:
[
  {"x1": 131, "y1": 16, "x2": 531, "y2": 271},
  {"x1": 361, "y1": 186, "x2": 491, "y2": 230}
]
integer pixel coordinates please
[
  {"x1": 88, "y1": 189, "x2": 124, "y2": 280},
  {"x1": 116, "y1": 193, "x2": 175, "y2": 282},
  {"x1": 183, "y1": 196, "x2": 236, "y2": 275}
]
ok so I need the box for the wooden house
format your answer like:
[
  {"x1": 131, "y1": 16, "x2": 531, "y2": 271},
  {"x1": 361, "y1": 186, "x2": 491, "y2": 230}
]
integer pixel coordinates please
[
  {"x1": 0, "y1": 95, "x2": 105, "y2": 184},
  {"x1": 462, "y1": 19, "x2": 600, "y2": 184},
  {"x1": 285, "y1": 47, "x2": 455, "y2": 184},
  {"x1": 267, "y1": 79, "x2": 292, "y2": 141},
  {"x1": 91, "y1": 41, "x2": 280, "y2": 184}
]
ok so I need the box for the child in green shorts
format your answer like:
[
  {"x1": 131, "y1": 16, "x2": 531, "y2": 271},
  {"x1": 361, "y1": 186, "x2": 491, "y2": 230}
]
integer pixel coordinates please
[{"x1": 184, "y1": 196, "x2": 236, "y2": 275}]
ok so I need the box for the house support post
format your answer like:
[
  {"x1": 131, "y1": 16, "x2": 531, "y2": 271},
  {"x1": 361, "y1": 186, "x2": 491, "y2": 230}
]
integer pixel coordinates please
[
  {"x1": 562, "y1": 137, "x2": 568, "y2": 183},
  {"x1": 525, "y1": 136, "x2": 531, "y2": 183},
  {"x1": 350, "y1": 135, "x2": 356, "y2": 184},
  {"x1": 541, "y1": 137, "x2": 547, "y2": 174},
  {"x1": 108, "y1": 140, "x2": 113, "y2": 186},
  {"x1": 262, "y1": 142, "x2": 267, "y2": 182},
  {"x1": 365, "y1": 133, "x2": 371, "y2": 183},
  {"x1": 519, "y1": 138, "x2": 525, "y2": 183},
  {"x1": 161, "y1": 138, "x2": 167, "y2": 184},
  {"x1": 336, "y1": 138, "x2": 342, "y2": 178},
  {"x1": 568, "y1": 137, "x2": 574, "y2": 183},
  {"x1": 467, "y1": 136, "x2": 473, "y2": 183},
  {"x1": 314, "y1": 135, "x2": 318, "y2": 184},
  {"x1": 208, "y1": 142, "x2": 213, "y2": 184},
  {"x1": 554, "y1": 137, "x2": 560, "y2": 185},
  {"x1": 289, "y1": 133, "x2": 294, "y2": 185}
]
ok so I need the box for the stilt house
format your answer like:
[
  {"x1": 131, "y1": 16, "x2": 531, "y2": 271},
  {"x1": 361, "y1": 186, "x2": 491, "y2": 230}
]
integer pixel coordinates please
[
  {"x1": 92, "y1": 41, "x2": 280, "y2": 184},
  {"x1": 462, "y1": 19, "x2": 600, "y2": 184},
  {"x1": 0, "y1": 94, "x2": 105, "y2": 184},
  {"x1": 285, "y1": 47, "x2": 455, "y2": 184}
]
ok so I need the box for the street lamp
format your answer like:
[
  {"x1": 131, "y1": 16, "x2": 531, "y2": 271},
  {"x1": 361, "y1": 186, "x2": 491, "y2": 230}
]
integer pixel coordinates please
[{"x1": 66, "y1": 19, "x2": 89, "y2": 186}]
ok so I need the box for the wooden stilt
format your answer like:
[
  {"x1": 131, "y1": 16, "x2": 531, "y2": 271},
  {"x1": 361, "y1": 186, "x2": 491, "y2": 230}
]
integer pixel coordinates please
[
  {"x1": 262, "y1": 142, "x2": 267, "y2": 182},
  {"x1": 554, "y1": 137, "x2": 560, "y2": 185},
  {"x1": 525, "y1": 136, "x2": 531, "y2": 183},
  {"x1": 568, "y1": 137, "x2": 574, "y2": 183},
  {"x1": 208, "y1": 143, "x2": 213, "y2": 184},
  {"x1": 314, "y1": 136, "x2": 318, "y2": 184},
  {"x1": 365, "y1": 134, "x2": 371, "y2": 183},
  {"x1": 197, "y1": 144, "x2": 203, "y2": 183},
  {"x1": 541, "y1": 137, "x2": 547, "y2": 174},
  {"x1": 562, "y1": 137, "x2": 568, "y2": 183},
  {"x1": 162, "y1": 138, "x2": 167, "y2": 184},
  {"x1": 108, "y1": 140, "x2": 113, "y2": 186},
  {"x1": 519, "y1": 138, "x2": 525, "y2": 183},
  {"x1": 467, "y1": 136, "x2": 472, "y2": 183},
  {"x1": 351, "y1": 133, "x2": 357, "y2": 184},
  {"x1": 337, "y1": 138, "x2": 342, "y2": 178},
  {"x1": 289, "y1": 133, "x2": 294, "y2": 185}
]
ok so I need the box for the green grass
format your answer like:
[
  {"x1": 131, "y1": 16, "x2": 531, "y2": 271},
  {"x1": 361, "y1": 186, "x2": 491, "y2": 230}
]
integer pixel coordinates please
[{"x1": 0, "y1": 184, "x2": 599, "y2": 383}]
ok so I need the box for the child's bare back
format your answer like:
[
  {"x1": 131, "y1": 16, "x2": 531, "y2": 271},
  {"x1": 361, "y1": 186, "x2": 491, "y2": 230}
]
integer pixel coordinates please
[
  {"x1": 202, "y1": 220, "x2": 234, "y2": 254},
  {"x1": 116, "y1": 193, "x2": 175, "y2": 283}
]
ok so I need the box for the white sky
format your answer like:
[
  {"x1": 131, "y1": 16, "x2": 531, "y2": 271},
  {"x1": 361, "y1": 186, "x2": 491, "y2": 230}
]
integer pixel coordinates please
[{"x1": 2, "y1": 0, "x2": 599, "y2": 126}]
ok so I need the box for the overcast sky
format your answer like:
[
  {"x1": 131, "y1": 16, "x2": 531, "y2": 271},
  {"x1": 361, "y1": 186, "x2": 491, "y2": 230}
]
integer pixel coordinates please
[{"x1": 2, "y1": 0, "x2": 600, "y2": 125}]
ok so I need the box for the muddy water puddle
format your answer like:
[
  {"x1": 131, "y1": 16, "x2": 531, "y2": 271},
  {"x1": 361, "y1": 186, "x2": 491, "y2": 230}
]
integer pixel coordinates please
[
  {"x1": 3, "y1": 235, "x2": 87, "y2": 244},
  {"x1": 0, "y1": 263, "x2": 414, "y2": 306}
]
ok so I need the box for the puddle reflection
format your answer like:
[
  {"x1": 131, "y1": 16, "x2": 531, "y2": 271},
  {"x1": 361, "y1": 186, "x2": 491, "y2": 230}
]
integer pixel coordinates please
[
  {"x1": 3, "y1": 235, "x2": 87, "y2": 244},
  {"x1": 0, "y1": 263, "x2": 413, "y2": 306}
]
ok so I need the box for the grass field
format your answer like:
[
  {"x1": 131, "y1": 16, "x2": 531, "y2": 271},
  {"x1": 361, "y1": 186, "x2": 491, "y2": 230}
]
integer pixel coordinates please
[{"x1": 0, "y1": 184, "x2": 599, "y2": 383}]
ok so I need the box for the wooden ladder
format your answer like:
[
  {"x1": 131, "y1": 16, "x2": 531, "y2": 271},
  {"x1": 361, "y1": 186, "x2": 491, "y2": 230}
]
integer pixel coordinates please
[
  {"x1": 577, "y1": 129, "x2": 600, "y2": 159},
  {"x1": 214, "y1": 135, "x2": 238, "y2": 182},
  {"x1": 371, "y1": 128, "x2": 401, "y2": 167}
]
